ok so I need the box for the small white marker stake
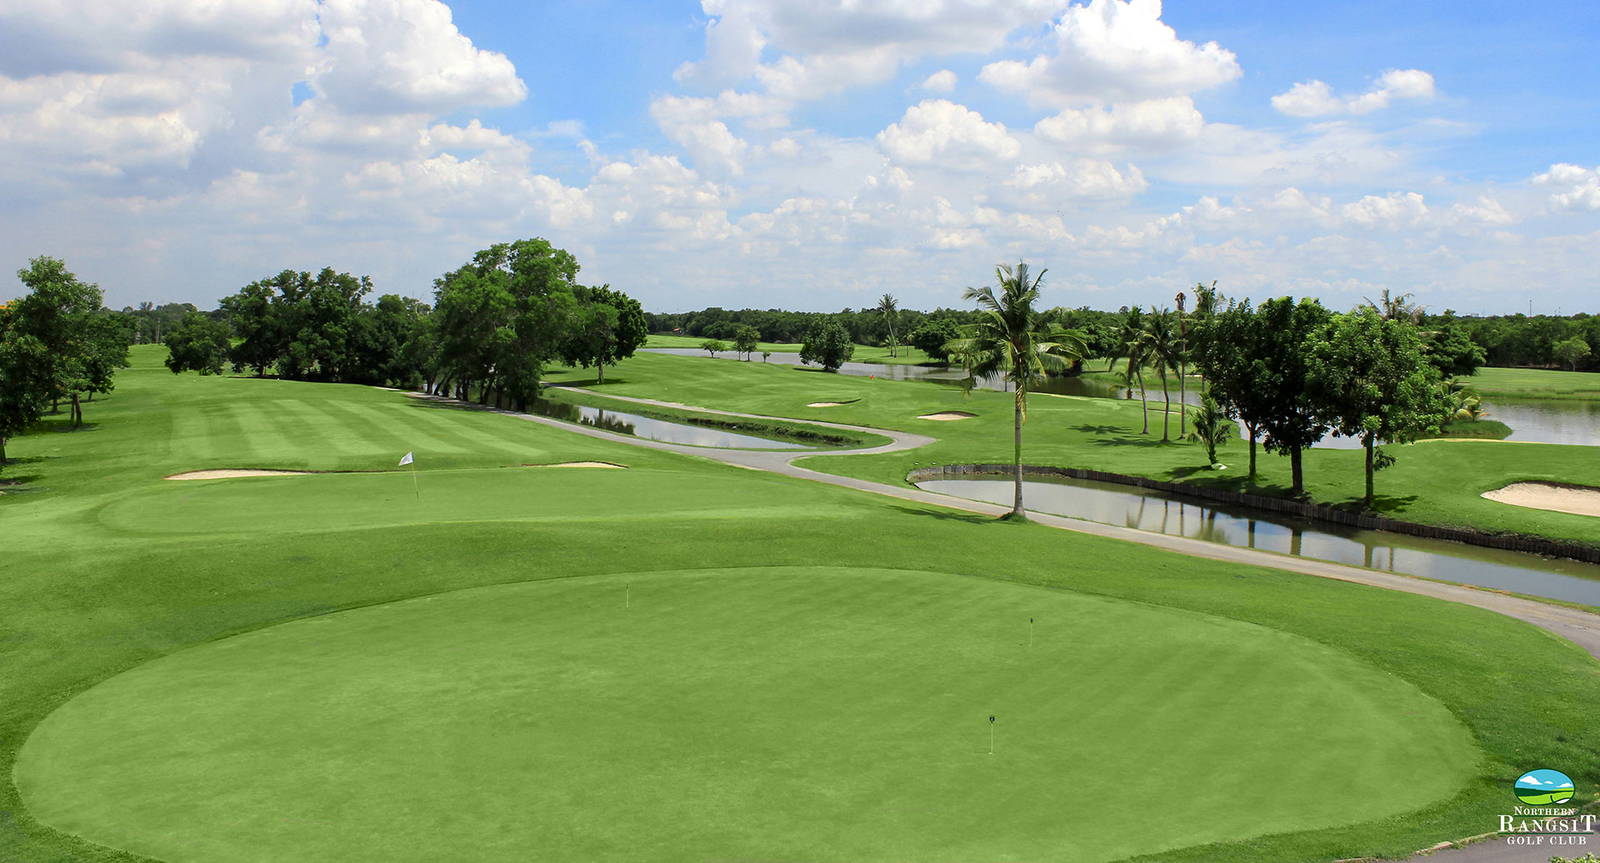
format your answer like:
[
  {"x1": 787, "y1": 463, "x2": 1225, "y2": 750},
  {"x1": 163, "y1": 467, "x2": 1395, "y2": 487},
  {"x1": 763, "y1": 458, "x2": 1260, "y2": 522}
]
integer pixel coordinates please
[
  {"x1": 1028, "y1": 617, "x2": 1034, "y2": 648},
  {"x1": 626, "y1": 583, "x2": 631, "y2": 609},
  {"x1": 988, "y1": 715, "x2": 996, "y2": 755}
]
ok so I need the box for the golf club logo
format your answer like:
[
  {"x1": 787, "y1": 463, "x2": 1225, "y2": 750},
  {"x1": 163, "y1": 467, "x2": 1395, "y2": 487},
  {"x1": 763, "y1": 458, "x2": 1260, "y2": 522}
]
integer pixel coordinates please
[{"x1": 1514, "y1": 769, "x2": 1575, "y2": 805}]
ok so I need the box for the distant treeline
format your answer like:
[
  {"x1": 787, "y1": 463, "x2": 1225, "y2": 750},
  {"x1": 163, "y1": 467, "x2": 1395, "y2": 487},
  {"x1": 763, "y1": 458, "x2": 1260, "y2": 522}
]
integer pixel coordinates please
[
  {"x1": 649, "y1": 304, "x2": 1599, "y2": 372},
  {"x1": 154, "y1": 238, "x2": 646, "y2": 411}
]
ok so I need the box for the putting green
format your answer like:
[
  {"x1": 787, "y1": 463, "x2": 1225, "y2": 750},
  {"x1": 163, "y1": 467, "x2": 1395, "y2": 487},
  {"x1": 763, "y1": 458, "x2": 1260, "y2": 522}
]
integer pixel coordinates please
[{"x1": 17, "y1": 567, "x2": 1476, "y2": 863}]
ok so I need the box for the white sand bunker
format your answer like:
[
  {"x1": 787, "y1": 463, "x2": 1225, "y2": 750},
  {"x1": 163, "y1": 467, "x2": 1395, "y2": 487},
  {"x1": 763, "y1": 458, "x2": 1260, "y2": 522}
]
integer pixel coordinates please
[
  {"x1": 808, "y1": 401, "x2": 852, "y2": 408},
  {"x1": 1482, "y1": 482, "x2": 1600, "y2": 518},
  {"x1": 528, "y1": 461, "x2": 628, "y2": 469},
  {"x1": 917, "y1": 411, "x2": 977, "y2": 421},
  {"x1": 165, "y1": 469, "x2": 311, "y2": 481}
]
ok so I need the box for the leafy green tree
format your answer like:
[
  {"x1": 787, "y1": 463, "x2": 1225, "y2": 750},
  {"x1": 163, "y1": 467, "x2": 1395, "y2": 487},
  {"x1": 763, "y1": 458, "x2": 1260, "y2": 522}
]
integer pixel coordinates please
[
  {"x1": 701, "y1": 339, "x2": 727, "y2": 357},
  {"x1": 164, "y1": 312, "x2": 233, "y2": 375},
  {"x1": 1184, "y1": 392, "x2": 1234, "y2": 465},
  {"x1": 10, "y1": 257, "x2": 107, "y2": 427},
  {"x1": 876, "y1": 294, "x2": 900, "y2": 357},
  {"x1": 0, "y1": 307, "x2": 51, "y2": 465},
  {"x1": 1254, "y1": 297, "x2": 1334, "y2": 496},
  {"x1": 79, "y1": 312, "x2": 134, "y2": 405},
  {"x1": 220, "y1": 280, "x2": 283, "y2": 376},
  {"x1": 1553, "y1": 336, "x2": 1592, "y2": 371},
  {"x1": 947, "y1": 262, "x2": 1086, "y2": 520},
  {"x1": 1420, "y1": 320, "x2": 1485, "y2": 377},
  {"x1": 562, "y1": 285, "x2": 647, "y2": 383},
  {"x1": 907, "y1": 318, "x2": 960, "y2": 363},
  {"x1": 1309, "y1": 308, "x2": 1448, "y2": 506},
  {"x1": 731, "y1": 324, "x2": 760, "y2": 360},
  {"x1": 799, "y1": 320, "x2": 854, "y2": 371},
  {"x1": 434, "y1": 238, "x2": 579, "y2": 409},
  {"x1": 1192, "y1": 299, "x2": 1275, "y2": 483},
  {"x1": 1141, "y1": 309, "x2": 1181, "y2": 442}
]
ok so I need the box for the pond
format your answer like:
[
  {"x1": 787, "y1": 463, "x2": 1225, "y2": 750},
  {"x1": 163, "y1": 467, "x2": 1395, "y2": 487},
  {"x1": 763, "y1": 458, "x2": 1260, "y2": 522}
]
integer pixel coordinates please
[
  {"x1": 647, "y1": 349, "x2": 1600, "y2": 448},
  {"x1": 914, "y1": 474, "x2": 1600, "y2": 607},
  {"x1": 529, "y1": 398, "x2": 808, "y2": 450}
]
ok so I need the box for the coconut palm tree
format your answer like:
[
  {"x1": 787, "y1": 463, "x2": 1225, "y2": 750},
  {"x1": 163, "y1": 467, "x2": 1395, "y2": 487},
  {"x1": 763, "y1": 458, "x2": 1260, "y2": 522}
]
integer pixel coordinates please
[
  {"x1": 1111, "y1": 305, "x2": 1146, "y2": 373},
  {"x1": 876, "y1": 293, "x2": 900, "y2": 357},
  {"x1": 947, "y1": 262, "x2": 1086, "y2": 520},
  {"x1": 1142, "y1": 309, "x2": 1181, "y2": 442},
  {"x1": 1175, "y1": 290, "x2": 1189, "y2": 436}
]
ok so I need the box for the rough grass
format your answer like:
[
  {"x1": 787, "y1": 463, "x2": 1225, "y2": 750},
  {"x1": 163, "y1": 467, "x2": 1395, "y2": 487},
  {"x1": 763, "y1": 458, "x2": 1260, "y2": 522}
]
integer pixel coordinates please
[
  {"x1": 2, "y1": 345, "x2": 1598, "y2": 862},
  {"x1": 1469, "y1": 366, "x2": 1600, "y2": 400},
  {"x1": 645, "y1": 332, "x2": 940, "y2": 365}
]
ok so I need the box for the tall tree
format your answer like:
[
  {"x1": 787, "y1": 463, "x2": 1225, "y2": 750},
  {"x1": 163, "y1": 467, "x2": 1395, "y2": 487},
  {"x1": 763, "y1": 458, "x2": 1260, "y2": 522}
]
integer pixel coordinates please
[
  {"x1": 1310, "y1": 308, "x2": 1448, "y2": 506},
  {"x1": 1174, "y1": 290, "x2": 1190, "y2": 436},
  {"x1": 0, "y1": 307, "x2": 50, "y2": 465},
  {"x1": 1142, "y1": 309, "x2": 1181, "y2": 442},
  {"x1": 560, "y1": 285, "x2": 648, "y2": 382},
  {"x1": 1254, "y1": 297, "x2": 1334, "y2": 496},
  {"x1": 947, "y1": 262, "x2": 1086, "y2": 520},
  {"x1": 164, "y1": 312, "x2": 233, "y2": 375},
  {"x1": 800, "y1": 319, "x2": 854, "y2": 371},
  {"x1": 10, "y1": 257, "x2": 108, "y2": 427},
  {"x1": 876, "y1": 294, "x2": 900, "y2": 357},
  {"x1": 1192, "y1": 298, "x2": 1273, "y2": 483}
]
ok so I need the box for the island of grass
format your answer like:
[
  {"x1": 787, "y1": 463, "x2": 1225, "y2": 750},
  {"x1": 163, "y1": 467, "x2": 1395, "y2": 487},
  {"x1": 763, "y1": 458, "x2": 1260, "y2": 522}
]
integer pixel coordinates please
[
  {"x1": 1435, "y1": 418, "x2": 1514, "y2": 439},
  {"x1": 3, "y1": 345, "x2": 1599, "y2": 863}
]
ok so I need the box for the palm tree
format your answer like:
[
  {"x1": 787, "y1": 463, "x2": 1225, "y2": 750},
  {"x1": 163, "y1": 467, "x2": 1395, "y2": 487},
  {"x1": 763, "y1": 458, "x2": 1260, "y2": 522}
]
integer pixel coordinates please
[
  {"x1": 948, "y1": 262, "x2": 1086, "y2": 520},
  {"x1": 1184, "y1": 392, "x2": 1234, "y2": 465},
  {"x1": 1175, "y1": 290, "x2": 1189, "y2": 436},
  {"x1": 1364, "y1": 288, "x2": 1423, "y2": 323},
  {"x1": 1142, "y1": 309, "x2": 1181, "y2": 442},
  {"x1": 876, "y1": 293, "x2": 900, "y2": 357},
  {"x1": 1111, "y1": 305, "x2": 1146, "y2": 374}
]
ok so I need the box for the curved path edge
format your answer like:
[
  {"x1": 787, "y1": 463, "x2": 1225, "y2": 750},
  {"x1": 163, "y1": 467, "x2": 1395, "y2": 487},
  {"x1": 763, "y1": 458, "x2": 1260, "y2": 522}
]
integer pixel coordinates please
[{"x1": 414, "y1": 389, "x2": 1600, "y2": 664}]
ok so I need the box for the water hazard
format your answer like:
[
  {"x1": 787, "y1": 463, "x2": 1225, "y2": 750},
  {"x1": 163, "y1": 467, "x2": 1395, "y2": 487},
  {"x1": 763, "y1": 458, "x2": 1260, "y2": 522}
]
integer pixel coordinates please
[
  {"x1": 915, "y1": 475, "x2": 1600, "y2": 606},
  {"x1": 647, "y1": 349, "x2": 1600, "y2": 448},
  {"x1": 530, "y1": 398, "x2": 808, "y2": 450}
]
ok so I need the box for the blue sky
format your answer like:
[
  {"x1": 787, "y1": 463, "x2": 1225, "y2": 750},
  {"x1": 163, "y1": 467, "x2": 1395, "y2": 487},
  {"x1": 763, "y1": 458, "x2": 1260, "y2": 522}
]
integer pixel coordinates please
[{"x1": 2, "y1": 0, "x2": 1597, "y2": 314}]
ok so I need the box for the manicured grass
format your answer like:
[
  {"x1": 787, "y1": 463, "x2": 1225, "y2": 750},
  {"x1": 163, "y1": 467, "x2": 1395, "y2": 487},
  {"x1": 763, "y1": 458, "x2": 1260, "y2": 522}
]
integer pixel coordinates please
[
  {"x1": 645, "y1": 332, "x2": 939, "y2": 365},
  {"x1": 16, "y1": 567, "x2": 1473, "y2": 863},
  {"x1": 1469, "y1": 366, "x2": 1600, "y2": 400},
  {"x1": 546, "y1": 350, "x2": 1600, "y2": 548},
  {"x1": 4, "y1": 345, "x2": 1599, "y2": 862}
]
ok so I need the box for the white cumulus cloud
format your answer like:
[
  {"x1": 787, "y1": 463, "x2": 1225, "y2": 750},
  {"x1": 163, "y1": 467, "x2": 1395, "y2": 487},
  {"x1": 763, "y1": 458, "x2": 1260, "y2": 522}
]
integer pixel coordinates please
[
  {"x1": 979, "y1": 0, "x2": 1240, "y2": 108},
  {"x1": 877, "y1": 99, "x2": 1020, "y2": 165},
  {"x1": 1272, "y1": 69, "x2": 1436, "y2": 117}
]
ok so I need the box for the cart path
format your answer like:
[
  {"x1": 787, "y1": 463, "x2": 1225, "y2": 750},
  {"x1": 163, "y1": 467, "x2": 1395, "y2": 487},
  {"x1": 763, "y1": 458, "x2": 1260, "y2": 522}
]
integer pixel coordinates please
[{"x1": 417, "y1": 388, "x2": 1600, "y2": 664}]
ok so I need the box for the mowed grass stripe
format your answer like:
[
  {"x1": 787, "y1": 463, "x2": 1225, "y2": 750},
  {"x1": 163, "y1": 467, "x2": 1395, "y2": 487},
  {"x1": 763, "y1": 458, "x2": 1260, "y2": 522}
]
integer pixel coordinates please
[
  {"x1": 374, "y1": 398, "x2": 547, "y2": 460},
  {"x1": 262, "y1": 397, "x2": 389, "y2": 463},
  {"x1": 313, "y1": 400, "x2": 472, "y2": 458},
  {"x1": 195, "y1": 400, "x2": 262, "y2": 464}
]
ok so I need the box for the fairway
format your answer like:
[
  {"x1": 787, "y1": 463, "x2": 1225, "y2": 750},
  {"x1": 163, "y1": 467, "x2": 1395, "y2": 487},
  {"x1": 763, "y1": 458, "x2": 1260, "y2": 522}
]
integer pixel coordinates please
[{"x1": 17, "y1": 567, "x2": 1474, "y2": 863}]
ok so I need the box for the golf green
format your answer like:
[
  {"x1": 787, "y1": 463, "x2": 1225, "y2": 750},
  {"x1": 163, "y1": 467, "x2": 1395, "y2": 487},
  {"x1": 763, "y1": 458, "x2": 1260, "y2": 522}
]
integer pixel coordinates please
[{"x1": 16, "y1": 567, "x2": 1476, "y2": 863}]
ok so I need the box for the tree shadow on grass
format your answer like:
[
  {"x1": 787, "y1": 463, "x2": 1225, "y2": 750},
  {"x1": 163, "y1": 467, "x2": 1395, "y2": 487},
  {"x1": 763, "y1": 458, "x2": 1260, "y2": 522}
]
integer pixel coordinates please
[
  {"x1": 886, "y1": 504, "x2": 1005, "y2": 525},
  {"x1": 1071, "y1": 424, "x2": 1125, "y2": 435}
]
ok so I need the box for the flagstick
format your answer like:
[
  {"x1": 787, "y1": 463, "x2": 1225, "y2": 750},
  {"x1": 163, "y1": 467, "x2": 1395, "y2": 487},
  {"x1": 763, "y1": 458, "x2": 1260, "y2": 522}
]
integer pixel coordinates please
[
  {"x1": 988, "y1": 715, "x2": 996, "y2": 755},
  {"x1": 626, "y1": 583, "x2": 631, "y2": 609},
  {"x1": 1028, "y1": 617, "x2": 1034, "y2": 648},
  {"x1": 409, "y1": 460, "x2": 420, "y2": 501}
]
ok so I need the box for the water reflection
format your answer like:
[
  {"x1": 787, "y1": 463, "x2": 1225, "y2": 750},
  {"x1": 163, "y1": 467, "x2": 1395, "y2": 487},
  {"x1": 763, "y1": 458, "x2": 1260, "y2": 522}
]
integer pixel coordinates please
[
  {"x1": 915, "y1": 475, "x2": 1600, "y2": 606},
  {"x1": 529, "y1": 398, "x2": 808, "y2": 449}
]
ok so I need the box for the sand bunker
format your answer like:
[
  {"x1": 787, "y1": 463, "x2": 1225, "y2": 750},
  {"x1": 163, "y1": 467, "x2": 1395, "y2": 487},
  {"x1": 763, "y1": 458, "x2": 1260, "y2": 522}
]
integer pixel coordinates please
[
  {"x1": 807, "y1": 402, "x2": 851, "y2": 408},
  {"x1": 529, "y1": 461, "x2": 628, "y2": 469},
  {"x1": 165, "y1": 470, "x2": 311, "y2": 481},
  {"x1": 917, "y1": 411, "x2": 977, "y2": 421},
  {"x1": 1482, "y1": 482, "x2": 1600, "y2": 518}
]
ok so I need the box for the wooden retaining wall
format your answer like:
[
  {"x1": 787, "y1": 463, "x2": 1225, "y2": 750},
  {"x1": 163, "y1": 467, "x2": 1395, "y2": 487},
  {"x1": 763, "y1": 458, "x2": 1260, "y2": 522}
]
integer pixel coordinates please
[{"x1": 906, "y1": 463, "x2": 1600, "y2": 565}]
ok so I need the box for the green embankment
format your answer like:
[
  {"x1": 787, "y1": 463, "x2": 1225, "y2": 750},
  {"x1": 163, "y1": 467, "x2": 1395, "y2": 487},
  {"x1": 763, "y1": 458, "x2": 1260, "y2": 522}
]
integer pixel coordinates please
[{"x1": 1, "y1": 345, "x2": 1596, "y2": 863}]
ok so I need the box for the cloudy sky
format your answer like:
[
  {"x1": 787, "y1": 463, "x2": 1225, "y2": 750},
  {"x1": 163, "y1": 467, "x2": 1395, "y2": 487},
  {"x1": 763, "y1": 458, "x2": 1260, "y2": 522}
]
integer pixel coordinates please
[{"x1": 2, "y1": 0, "x2": 1597, "y2": 313}]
